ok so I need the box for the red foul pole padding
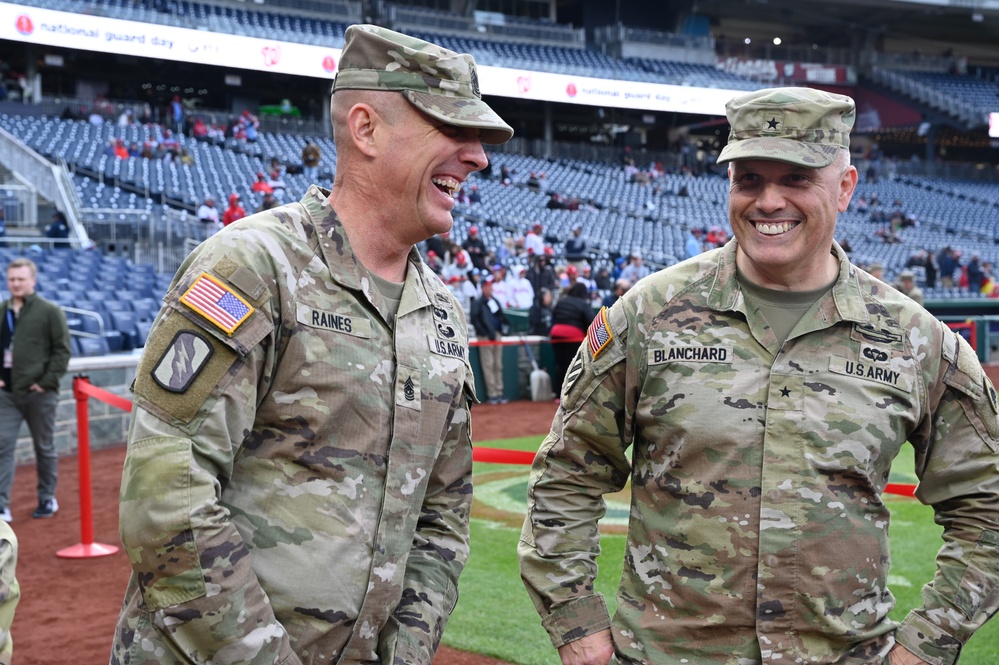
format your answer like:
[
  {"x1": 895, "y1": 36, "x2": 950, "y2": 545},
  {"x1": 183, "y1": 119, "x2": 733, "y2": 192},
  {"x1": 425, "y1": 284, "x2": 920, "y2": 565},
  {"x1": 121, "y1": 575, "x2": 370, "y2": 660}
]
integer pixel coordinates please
[{"x1": 56, "y1": 375, "x2": 123, "y2": 559}]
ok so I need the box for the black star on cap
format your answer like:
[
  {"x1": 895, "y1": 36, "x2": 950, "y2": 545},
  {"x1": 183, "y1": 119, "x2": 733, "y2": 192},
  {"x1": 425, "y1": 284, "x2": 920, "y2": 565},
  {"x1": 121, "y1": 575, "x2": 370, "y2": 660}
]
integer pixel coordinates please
[{"x1": 767, "y1": 117, "x2": 781, "y2": 130}]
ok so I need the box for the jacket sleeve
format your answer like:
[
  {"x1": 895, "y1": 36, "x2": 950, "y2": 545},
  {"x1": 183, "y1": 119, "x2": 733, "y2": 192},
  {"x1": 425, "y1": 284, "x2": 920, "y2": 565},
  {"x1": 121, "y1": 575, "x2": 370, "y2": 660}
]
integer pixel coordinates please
[
  {"x1": 379, "y1": 377, "x2": 474, "y2": 665},
  {"x1": 117, "y1": 256, "x2": 301, "y2": 665},
  {"x1": 519, "y1": 304, "x2": 632, "y2": 648},
  {"x1": 896, "y1": 331, "x2": 999, "y2": 665},
  {"x1": 41, "y1": 304, "x2": 71, "y2": 391}
]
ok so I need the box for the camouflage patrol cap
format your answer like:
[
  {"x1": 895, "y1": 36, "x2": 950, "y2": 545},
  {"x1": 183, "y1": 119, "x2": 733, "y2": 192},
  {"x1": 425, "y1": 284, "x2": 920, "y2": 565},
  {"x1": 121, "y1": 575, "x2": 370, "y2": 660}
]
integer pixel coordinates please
[
  {"x1": 717, "y1": 87, "x2": 855, "y2": 167},
  {"x1": 333, "y1": 24, "x2": 513, "y2": 144}
]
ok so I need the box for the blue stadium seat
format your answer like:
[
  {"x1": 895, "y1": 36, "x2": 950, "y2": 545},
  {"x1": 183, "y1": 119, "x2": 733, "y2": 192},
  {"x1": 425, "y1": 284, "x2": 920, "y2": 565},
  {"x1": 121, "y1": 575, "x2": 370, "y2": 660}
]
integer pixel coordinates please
[
  {"x1": 76, "y1": 336, "x2": 110, "y2": 357},
  {"x1": 110, "y1": 310, "x2": 139, "y2": 350}
]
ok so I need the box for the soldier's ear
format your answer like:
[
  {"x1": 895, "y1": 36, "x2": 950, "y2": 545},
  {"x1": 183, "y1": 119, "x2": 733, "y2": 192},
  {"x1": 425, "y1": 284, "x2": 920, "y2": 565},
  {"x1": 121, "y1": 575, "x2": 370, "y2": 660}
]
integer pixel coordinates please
[{"x1": 344, "y1": 103, "x2": 379, "y2": 158}]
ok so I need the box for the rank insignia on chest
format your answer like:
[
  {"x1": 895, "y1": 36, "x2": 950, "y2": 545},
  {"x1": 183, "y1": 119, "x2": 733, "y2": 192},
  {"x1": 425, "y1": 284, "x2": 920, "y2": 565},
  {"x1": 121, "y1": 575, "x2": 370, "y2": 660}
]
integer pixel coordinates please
[
  {"x1": 180, "y1": 273, "x2": 254, "y2": 335},
  {"x1": 587, "y1": 307, "x2": 613, "y2": 359}
]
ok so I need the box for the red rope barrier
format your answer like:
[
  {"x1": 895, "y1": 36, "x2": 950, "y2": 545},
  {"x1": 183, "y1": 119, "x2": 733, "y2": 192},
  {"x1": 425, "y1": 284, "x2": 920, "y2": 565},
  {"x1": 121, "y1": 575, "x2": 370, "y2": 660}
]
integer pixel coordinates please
[
  {"x1": 472, "y1": 447, "x2": 537, "y2": 465},
  {"x1": 885, "y1": 482, "x2": 917, "y2": 497}
]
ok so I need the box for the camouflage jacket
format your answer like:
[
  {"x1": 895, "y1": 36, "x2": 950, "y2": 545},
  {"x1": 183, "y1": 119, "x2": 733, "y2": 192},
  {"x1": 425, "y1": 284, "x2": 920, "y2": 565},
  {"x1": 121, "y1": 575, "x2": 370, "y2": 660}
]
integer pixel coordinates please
[
  {"x1": 520, "y1": 241, "x2": 999, "y2": 665},
  {"x1": 111, "y1": 186, "x2": 475, "y2": 665}
]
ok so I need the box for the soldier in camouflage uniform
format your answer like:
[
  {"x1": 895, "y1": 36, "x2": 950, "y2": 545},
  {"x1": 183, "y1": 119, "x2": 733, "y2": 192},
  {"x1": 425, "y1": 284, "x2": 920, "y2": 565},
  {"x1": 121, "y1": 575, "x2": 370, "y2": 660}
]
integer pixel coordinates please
[
  {"x1": 519, "y1": 87, "x2": 999, "y2": 665},
  {"x1": 110, "y1": 25, "x2": 512, "y2": 665}
]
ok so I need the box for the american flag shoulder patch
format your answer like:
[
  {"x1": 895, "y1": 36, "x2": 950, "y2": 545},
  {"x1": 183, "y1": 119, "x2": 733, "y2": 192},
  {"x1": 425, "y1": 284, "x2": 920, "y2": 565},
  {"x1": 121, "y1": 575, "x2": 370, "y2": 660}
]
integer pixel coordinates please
[
  {"x1": 180, "y1": 273, "x2": 254, "y2": 335},
  {"x1": 587, "y1": 306, "x2": 613, "y2": 359}
]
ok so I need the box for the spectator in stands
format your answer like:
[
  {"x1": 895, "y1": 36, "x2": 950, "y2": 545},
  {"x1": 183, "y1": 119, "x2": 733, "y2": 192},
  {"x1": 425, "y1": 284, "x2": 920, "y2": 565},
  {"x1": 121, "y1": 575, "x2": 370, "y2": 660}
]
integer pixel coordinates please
[
  {"x1": 561, "y1": 264, "x2": 580, "y2": 293},
  {"x1": 0, "y1": 258, "x2": 71, "y2": 522},
  {"x1": 500, "y1": 164, "x2": 513, "y2": 185},
  {"x1": 256, "y1": 191, "x2": 278, "y2": 213},
  {"x1": 527, "y1": 248, "x2": 558, "y2": 299},
  {"x1": 684, "y1": 227, "x2": 704, "y2": 259},
  {"x1": 0, "y1": 208, "x2": 7, "y2": 249},
  {"x1": 267, "y1": 169, "x2": 288, "y2": 202},
  {"x1": 520, "y1": 87, "x2": 999, "y2": 665},
  {"x1": 468, "y1": 184, "x2": 481, "y2": 203},
  {"x1": 470, "y1": 275, "x2": 511, "y2": 405},
  {"x1": 463, "y1": 274, "x2": 482, "y2": 311},
  {"x1": 578, "y1": 265, "x2": 597, "y2": 296},
  {"x1": 169, "y1": 95, "x2": 184, "y2": 135},
  {"x1": 527, "y1": 287, "x2": 553, "y2": 336},
  {"x1": 619, "y1": 249, "x2": 650, "y2": 283},
  {"x1": 160, "y1": 129, "x2": 178, "y2": 155},
  {"x1": 938, "y1": 247, "x2": 958, "y2": 288},
  {"x1": 238, "y1": 109, "x2": 259, "y2": 142},
  {"x1": 564, "y1": 224, "x2": 588, "y2": 267},
  {"x1": 894, "y1": 269, "x2": 925, "y2": 305},
  {"x1": 128, "y1": 142, "x2": 141, "y2": 158},
  {"x1": 509, "y1": 265, "x2": 535, "y2": 309},
  {"x1": 924, "y1": 250, "x2": 938, "y2": 290},
  {"x1": 491, "y1": 264, "x2": 513, "y2": 308},
  {"x1": 111, "y1": 24, "x2": 513, "y2": 665},
  {"x1": 981, "y1": 262, "x2": 997, "y2": 297},
  {"x1": 222, "y1": 193, "x2": 246, "y2": 227},
  {"x1": 45, "y1": 211, "x2": 70, "y2": 249},
  {"x1": 301, "y1": 140, "x2": 321, "y2": 180},
  {"x1": 196, "y1": 196, "x2": 220, "y2": 230},
  {"x1": 527, "y1": 171, "x2": 542, "y2": 192},
  {"x1": 704, "y1": 225, "x2": 728, "y2": 249},
  {"x1": 463, "y1": 225, "x2": 488, "y2": 271},
  {"x1": 524, "y1": 223, "x2": 545, "y2": 257},
  {"x1": 967, "y1": 253, "x2": 985, "y2": 292},
  {"x1": 425, "y1": 231, "x2": 447, "y2": 260},
  {"x1": 602, "y1": 277, "x2": 632, "y2": 308},
  {"x1": 546, "y1": 193, "x2": 566, "y2": 210},
  {"x1": 444, "y1": 248, "x2": 472, "y2": 281},
  {"x1": 549, "y1": 282, "x2": 594, "y2": 396},
  {"x1": 424, "y1": 250, "x2": 443, "y2": 275},
  {"x1": 191, "y1": 117, "x2": 208, "y2": 141},
  {"x1": 251, "y1": 172, "x2": 273, "y2": 195},
  {"x1": 593, "y1": 266, "x2": 612, "y2": 291}
]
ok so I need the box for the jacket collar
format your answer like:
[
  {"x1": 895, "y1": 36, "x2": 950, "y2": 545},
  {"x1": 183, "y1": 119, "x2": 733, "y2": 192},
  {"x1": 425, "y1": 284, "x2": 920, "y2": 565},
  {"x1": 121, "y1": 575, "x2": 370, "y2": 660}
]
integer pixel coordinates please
[
  {"x1": 302, "y1": 186, "x2": 439, "y2": 322},
  {"x1": 706, "y1": 239, "x2": 869, "y2": 325}
]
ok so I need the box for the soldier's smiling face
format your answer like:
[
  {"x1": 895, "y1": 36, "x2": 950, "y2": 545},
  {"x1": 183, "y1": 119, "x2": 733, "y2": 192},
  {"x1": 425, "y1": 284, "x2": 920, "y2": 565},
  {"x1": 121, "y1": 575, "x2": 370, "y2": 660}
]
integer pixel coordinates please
[
  {"x1": 379, "y1": 99, "x2": 488, "y2": 244},
  {"x1": 728, "y1": 155, "x2": 856, "y2": 291}
]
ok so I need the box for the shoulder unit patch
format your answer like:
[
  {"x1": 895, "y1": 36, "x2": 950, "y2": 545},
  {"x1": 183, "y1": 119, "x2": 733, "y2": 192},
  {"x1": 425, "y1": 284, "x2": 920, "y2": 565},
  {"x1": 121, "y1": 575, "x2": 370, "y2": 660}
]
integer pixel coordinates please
[{"x1": 180, "y1": 273, "x2": 254, "y2": 335}]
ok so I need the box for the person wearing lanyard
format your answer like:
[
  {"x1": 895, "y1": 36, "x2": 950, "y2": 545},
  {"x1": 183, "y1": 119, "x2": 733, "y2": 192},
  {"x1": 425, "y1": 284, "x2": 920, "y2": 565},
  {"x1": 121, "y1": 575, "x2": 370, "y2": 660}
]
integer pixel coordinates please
[{"x1": 0, "y1": 258, "x2": 71, "y2": 522}]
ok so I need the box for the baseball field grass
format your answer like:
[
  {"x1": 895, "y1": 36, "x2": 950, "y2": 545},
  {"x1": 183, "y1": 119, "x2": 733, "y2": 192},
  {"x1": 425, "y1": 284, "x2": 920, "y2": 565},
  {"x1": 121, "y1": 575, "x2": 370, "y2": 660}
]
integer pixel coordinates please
[{"x1": 447, "y1": 436, "x2": 999, "y2": 664}]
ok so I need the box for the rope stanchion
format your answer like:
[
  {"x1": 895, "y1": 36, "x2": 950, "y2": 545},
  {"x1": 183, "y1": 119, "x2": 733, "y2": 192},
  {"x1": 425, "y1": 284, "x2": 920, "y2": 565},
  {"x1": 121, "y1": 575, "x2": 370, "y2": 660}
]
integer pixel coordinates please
[{"x1": 56, "y1": 375, "x2": 122, "y2": 559}]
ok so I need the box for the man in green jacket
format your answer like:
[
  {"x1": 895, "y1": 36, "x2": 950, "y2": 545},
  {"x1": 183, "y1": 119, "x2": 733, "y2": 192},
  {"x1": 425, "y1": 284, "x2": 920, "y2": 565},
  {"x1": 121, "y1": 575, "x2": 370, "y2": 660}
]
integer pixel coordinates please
[{"x1": 0, "y1": 257, "x2": 72, "y2": 521}]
